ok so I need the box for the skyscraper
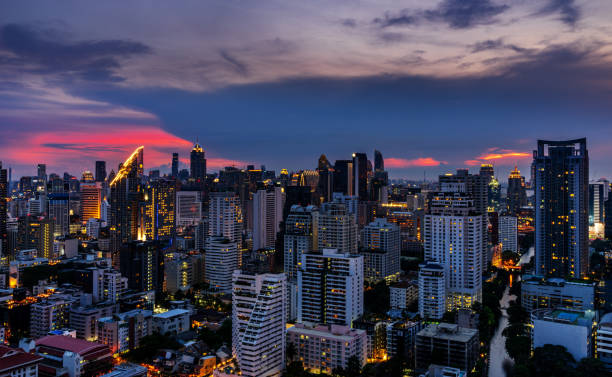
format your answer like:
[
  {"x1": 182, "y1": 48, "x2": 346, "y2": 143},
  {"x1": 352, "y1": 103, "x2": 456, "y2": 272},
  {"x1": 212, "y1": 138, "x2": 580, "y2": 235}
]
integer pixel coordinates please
[
  {"x1": 48, "y1": 192, "x2": 70, "y2": 236},
  {"x1": 37, "y1": 164, "x2": 47, "y2": 182},
  {"x1": 110, "y1": 146, "x2": 144, "y2": 264},
  {"x1": 139, "y1": 178, "x2": 176, "y2": 241},
  {"x1": 283, "y1": 205, "x2": 319, "y2": 281},
  {"x1": 418, "y1": 262, "x2": 446, "y2": 319},
  {"x1": 424, "y1": 192, "x2": 483, "y2": 310},
  {"x1": 171, "y1": 153, "x2": 179, "y2": 178},
  {"x1": 176, "y1": 191, "x2": 202, "y2": 227},
  {"x1": 252, "y1": 186, "x2": 284, "y2": 250},
  {"x1": 499, "y1": 215, "x2": 518, "y2": 253},
  {"x1": 333, "y1": 160, "x2": 353, "y2": 196},
  {"x1": 352, "y1": 152, "x2": 368, "y2": 201},
  {"x1": 589, "y1": 181, "x2": 608, "y2": 225},
  {"x1": 316, "y1": 155, "x2": 333, "y2": 203},
  {"x1": 232, "y1": 271, "x2": 286, "y2": 377},
  {"x1": 190, "y1": 142, "x2": 206, "y2": 182},
  {"x1": 534, "y1": 138, "x2": 589, "y2": 278},
  {"x1": 208, "y1": 191, "x2": 243, "y2": 243},
  {"x1": 298, "y1": 249, "x2": 363, "y2": 326},
  {"x1": 80, "y1": 182, "x2": 102, "y2": 224},
  {"x1": 374, "y1": 150, "x2": 384, "y2": 172},
  {"x1": 205, "y1": 236, "x2": 240, "y2": 293},
  {"x1": 0, "y1": 162, "x2": 7, "y2": 257},
  {"x1": 318, "y1": 201, "x2": 358, "y2": 254},
  {"x1": 95, "y1": 161, "x2": 106, "y2": 183},
  {"x1": 507, "y1": 165, "x2": 527, "y2": 215},
  {"x1": 120, "y1": 240, "x2": 166, "y2": 293},
  {"x1": 360, "y1": 218, "x2": 400, "y2": 282}
]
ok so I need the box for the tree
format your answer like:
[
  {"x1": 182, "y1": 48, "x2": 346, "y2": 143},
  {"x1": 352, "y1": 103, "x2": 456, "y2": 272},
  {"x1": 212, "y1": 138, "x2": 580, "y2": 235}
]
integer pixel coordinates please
[
  {"x1": 573, "y1": 357, "x2": 609, "y2": 377},
  {"x1": 287, "y1": 342, "x2": 297, "y2": 363},
  {"x1": 505, "y1": 335, "x2": 530, "y2": 363},
  {"x1": 507, "y1": 301, "x2": 529, "y2": 324},
  {"x1": 529, "y1": 345, "x2": 575, "y2": 377},
  {"x1": 502, "y1": 250, "x2": 520, "y2": 265},
  {"x1": 364, "y1": 280, "x2": 390, "y2": 315},
  {"x1": 441, "y1": 310, "x2": 457, "y2": 324}
]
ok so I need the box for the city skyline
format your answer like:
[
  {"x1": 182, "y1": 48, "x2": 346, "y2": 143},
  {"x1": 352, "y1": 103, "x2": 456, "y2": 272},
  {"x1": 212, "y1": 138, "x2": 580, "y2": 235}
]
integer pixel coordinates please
[{"x1": 3, "y1": 1, "x2": 612, "y2": 178}]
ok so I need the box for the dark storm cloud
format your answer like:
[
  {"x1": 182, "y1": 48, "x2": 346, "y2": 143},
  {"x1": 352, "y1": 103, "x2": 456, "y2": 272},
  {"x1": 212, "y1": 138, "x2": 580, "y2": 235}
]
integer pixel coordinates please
[
  {"x1": 41, "y1": 143, "x2": 126, "y2": 152},
  {"x1": 219, "y1": 50, "x2": 249, "y2": 76},
  {"x1": 374, "y1": 0, "x2": 510, "y2": 29},
  {"x1": 0, "y1": 23, "x2": 151, "y2": 81},
  {"x1": 470, "y1": 38, "x2": 529, "y2": 53},
  {"x1": 534, "y1": 0, "x2": 581, "y2": 27}
]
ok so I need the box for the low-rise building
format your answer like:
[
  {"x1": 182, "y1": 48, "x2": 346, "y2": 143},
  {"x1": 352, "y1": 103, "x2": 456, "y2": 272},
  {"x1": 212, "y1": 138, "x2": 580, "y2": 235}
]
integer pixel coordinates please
[
  {"x1": 34, "y1": 335, "x2": 113, "y2": 377},
  {"x1": 386, "y1": 320, "x2": 425, "y2": 362},
  {"x1": 531, "y1": 308, "x2": 597, "y2": 361},
  {"x1": 70, "y1": 303, "x2": 115, "y2": 341},
  {"x1": 97, "y1": 309, "x2": 153, "y2": 354},
  {"x1": 0, "y1": 344, "x2": 43, "y2": 377},
  {"x1": 286, "y1": 323, "x2": 367, "y2": 375},
  {"x1": 521, "y1": 276, "x2": 595, "y2": 312},
  {"x1": 597, "y1": 312, "x2": 612, "y2": 371},
  {"x1": 152, "y1": 309, "x2": 190, "y2": 335},
  {"x1": 415, "y1": 323, "x2": 479, "y2": 372},
  {"x1": 389, "y1": 281, "x2": 418, "y2": 310},
  {"x1": 30, "y1": 296, "x2": 76, "y2": 339},
  {"x1": 101, "y1": 363, "x2": 147, "y2": 377}
]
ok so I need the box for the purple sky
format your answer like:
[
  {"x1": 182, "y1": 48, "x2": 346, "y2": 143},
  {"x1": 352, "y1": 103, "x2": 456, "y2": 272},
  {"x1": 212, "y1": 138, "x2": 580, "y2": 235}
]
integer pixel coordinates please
[{"x1": 2, "y1": 0, "x2": 612, "y2": 180}]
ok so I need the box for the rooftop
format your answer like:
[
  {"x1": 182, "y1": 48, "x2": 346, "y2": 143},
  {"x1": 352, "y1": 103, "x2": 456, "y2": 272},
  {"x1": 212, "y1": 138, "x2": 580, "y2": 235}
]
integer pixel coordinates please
[
  {"x1": 0, "y1": 345, "x2": 43, "y2": 372},
  {"x1": 36, "y1": 335, "x2": 108, "y2": 356},
  {"x1": 417, "y1": 323, "x2": 478, "y2": 343},
  {"x1": 153, "y1": 309, "x2": 190, "y2": 319},
  {"x1": 288, "y1": 323, "x2": 365, "y2": 340},
  {"x1": 535, "y1": 308, "x2": 596, "y2": 327}
]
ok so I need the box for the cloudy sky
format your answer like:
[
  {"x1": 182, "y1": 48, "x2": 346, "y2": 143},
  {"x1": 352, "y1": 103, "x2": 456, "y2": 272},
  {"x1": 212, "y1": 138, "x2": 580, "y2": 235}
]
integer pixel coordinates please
[{"x1": 1, "y1": 0, "x2": 612, "y2": 180}]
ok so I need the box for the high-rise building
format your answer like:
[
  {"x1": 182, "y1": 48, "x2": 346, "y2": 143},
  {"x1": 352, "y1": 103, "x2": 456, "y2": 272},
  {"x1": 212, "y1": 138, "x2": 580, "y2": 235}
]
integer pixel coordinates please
[
  {"x1": 589, "y1": 181, "x2": 608, "y2": 225},
  {"x1": 283, "y1": 205, "x2": 319, "y2": 281},
  {"x1": 318, "y1": 201, "x2": 357, "y2": 254},
  {"x1": 119, "y1": 240, "x2": 165, "y2": 293},
  {"x1": 507, "y1": 165, "x2": 527, "y2": 215},
  {"x1": 424, "y1": 192, "x2": 483, "y2": 310},
  {"x1": 139, "y1": 178, "x2": 176, "y2": 241},
  {"x1": 208, "y1": 191, "x2": 243, "y2": 243},
  {"x1": 499, "y1": 215, "x2": 518, "y2": 253},
  {"x1": 252, "y1": 186, "x2": 284, "y2": 250},
  {"x1": 37, "y1": 164, "x2": 47, "y2": 182},
  {"x1": 30, "y1": 296, "x2": 75, "y2": 339},
  {"x1": 205, "y1": 236, "x2": 240, "y2": 294},
  {"x1": 171, "y1": 153, "x2": 179, "y2": 178},
  {"x1": 352, "y1": 152, "x2": 368, "y2": 201},
  {"x1": 533, "y1": 138, "x2": 589, "y2": 278},
  {"x1": 360, "y1": 218, "x2": 400, "y2": 282},
  {"x1": 418, "y1": 262, "x2": 446, "y2": 319},
  {"x1": 95, "y1": 161, "x2": 106, "y2": 183},
  {"x1": 48, "y1": 193, "x2": 70, "y2": 236},
  {"x1": 0, "y1": 162, "x2": 7, "y2": 257},
  {"x1": 110, "y1": 147, "x2": 144, "y2": 263},
  {"x1": 298, "y1": 249, "x2": 363, "y2": 326},
  {"x1": 165, "y1": 253, "x2": 204, "y2": 293},
  {"x1": 317, "y1": 155, "x2": 333, "y2": 203},
  {"x1": 80, "y1": 182, "x2": 102, "y2": 224},
  {"x1": 333, "y1": 160, "x2": 353, "y2": 196},
  {"x1": 17, "y1": 216, "x2": 54, "y2": 259},
  {"x1": 596, "y1": 313, "x2": 612, "y2": 371},
  {"x1": 232, "y1": 271, "x2": 286, "y2": 377},
  {"x1": 374, "y1": 150, "x2": 384, "y2": 172},
  {"x1": 190, "y1": 142, "x2": 206, "y2": 182},
  {"x1": 176, "y1": 191, "x2": 202, "y2": 227},
  {"x1": 97, "y1": 309, "x2": 152, "y2": 354}
]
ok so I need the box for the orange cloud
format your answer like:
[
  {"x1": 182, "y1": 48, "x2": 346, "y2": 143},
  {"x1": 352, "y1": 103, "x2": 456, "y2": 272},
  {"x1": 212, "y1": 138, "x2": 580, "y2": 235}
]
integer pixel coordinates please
[
  {"x1": 466, "y1": 149, "x2": 530, "y2": 166},
  {"x1": 385, "y1": 157, "x2": 446, "y2": 168}
]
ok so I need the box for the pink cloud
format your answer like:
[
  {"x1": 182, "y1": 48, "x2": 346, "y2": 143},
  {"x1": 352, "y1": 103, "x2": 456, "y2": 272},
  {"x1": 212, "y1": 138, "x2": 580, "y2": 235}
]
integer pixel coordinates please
[
  {"x1": 466, "y1": 148, "x2": 531, "y2": 166},
  {"x1": 385, "y1": 157, "x2": 446, "y2": 168}
]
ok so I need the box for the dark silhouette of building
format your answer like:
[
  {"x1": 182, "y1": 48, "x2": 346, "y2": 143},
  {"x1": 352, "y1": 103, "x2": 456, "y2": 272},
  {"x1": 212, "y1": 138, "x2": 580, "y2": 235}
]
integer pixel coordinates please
[
  {"x1": 95, "y1": 161, "x2": 106, "y2": 182},
  {"x1": 507, "y1": 165, "x2": 527, "y2": 215},
  {"x1": 171, "y1": 153, "x2": 179, "y2": 178},
  {"x1": 374, "y1": 150, "x2": 384, "y2": 172},
  {"x1": 120, "y1": 240, "x2": 166, "y2": 293},
  {"x1": 353, "y1": 152, "x2": 368, "y2": 201},
  {"x1": 190, "y1": 142, "x2": 206, "y2": 182},
  {"x1": 0, "y1": 162, "x2": 7, "y2": 257},
  {"x1": 533, "y1": 138, "x2": 589, "y2": 278},
  {"x1": 333, "y1": 160, "x2": 353, "y2": 196},
  {"x1": 317, "y1": 155, "x2": 333, "y2": 204}
]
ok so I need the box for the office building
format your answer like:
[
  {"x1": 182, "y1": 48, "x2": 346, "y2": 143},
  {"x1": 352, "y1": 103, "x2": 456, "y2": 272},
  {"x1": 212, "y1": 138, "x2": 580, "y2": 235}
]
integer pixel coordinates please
[
  {"x1": 97, "y1": 309, "x2": 152, "y2": 354},
  {"x1": 0, "y1": 162, "x2": 7, "y2": 258},
  {"x1": 507, "y1": 166, "x2": 527, "y2": 215},
  {"x1": 533, "y1": 139, "x2": 589, "y2": 278},
  {"x1": 386, "y1": 320, "x2": 424, "y2": 361},
  {"x1": 80, "y1": 182, "x2": 102, "y2": 224},
  {"x1": 176, "y1": 191, "x2": 202, "y2": 227},
  {"x1": 298, "y1": 249, "x2": 363, "y2": 326},
  {"x1": 333, "y1": 160, "x2": 353, "y2": 196},
  {"x1": 171, "y1": 153, "x2": 179, "y2": 178},
  {"x1": 389, "y1": 281, "x2": 418, "y2": 310},
  {"x1": 531, "y1": 308, "x2": 596, "y2": 361},
  {"x1": 284, "y1": 205, "x2": 318, "y2": 281},
  {"x1": 252, "y1": 186, "x2": 284, "y2": 250},
  {"x1": 48, "y1": 192, "x2": 70, "y2": 236},
  {"x1": 589, "y1": 180, "x2": 608, "y2": 225},
  {"x1": 152, "y1": 309, "x2": 190, "y2": 335},
  {"x1": 424, "y1": 192, "x2": 483, "y2": 310},
  {"x1": 119, "y1": 241, "x2": 165, "y2": 293},
  {"x1": 95, "y1": 161, "x2": 106, "y2": 183},
  {"x1": 521, "y1": 276, "x2": 595, "y2": 312},
  {"x1": 208, "y1": 191, "x2": 243, "y2": 243},
  {"x1": 498, "y1": 215, "x2": 518, "y2": 253},
  {"x1": 205, "y1": 236, "x2": 239, "y2": 294},
  {"x1": 139, "y1": 178, "x2": 176, "y2": 241},
  {"x1": 318, "y1": 201, "x2": 357, "y2": 254},
  {"x1": 232, "y1": 272, "x2": 286, "y2": 377},
  {"x1": 597, "y1": 313, "x2": 612, "y2": 371},
  {"x1": 361, "y1": 218, "x2": 400, "y2": 282},
  {"x1": 286, "y1": 323, "x2": 367, "y2": 375},
  {"x1": 416, "y1": 323, "x2": 479, "y2": 372},
  {"x1": 418, "y1": 263, "x2": 446, "y2": 319},
  {"x1": 110, "y1": 146, "x2": 144, "y2": 261},
  {"x1": 190, "y1": 142, "x2": 206, "y2": 182}
]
